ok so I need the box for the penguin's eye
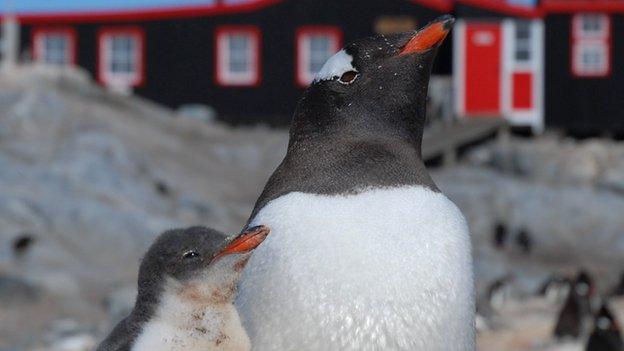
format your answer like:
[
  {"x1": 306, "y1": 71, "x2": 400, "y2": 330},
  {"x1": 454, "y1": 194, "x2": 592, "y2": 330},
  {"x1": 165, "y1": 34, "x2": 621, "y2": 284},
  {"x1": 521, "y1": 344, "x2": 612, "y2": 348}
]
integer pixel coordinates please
[
  {"x1": 338, "y1": 71, "x2": 358, "y2": 85},
  {"x1": 182, "y1": 251, "x2": 200, "y2": 259}
]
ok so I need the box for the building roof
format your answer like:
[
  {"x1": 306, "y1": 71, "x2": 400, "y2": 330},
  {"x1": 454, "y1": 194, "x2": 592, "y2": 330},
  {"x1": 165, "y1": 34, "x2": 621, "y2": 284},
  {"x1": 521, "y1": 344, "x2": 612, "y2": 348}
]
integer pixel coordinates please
[{"x1": 5, "y1": 0, "x2": 624, "y2": 24}]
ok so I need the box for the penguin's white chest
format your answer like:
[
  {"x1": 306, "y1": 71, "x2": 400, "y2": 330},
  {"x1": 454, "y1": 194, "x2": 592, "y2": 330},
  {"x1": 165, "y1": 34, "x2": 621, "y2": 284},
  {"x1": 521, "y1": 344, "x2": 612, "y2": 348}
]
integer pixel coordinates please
[
  {"x1": 132, "y1": 289, "x2": 250, "y2": 351},
  {"x1": 236, "y1": 186, "x2": 475, "y2": 351}
]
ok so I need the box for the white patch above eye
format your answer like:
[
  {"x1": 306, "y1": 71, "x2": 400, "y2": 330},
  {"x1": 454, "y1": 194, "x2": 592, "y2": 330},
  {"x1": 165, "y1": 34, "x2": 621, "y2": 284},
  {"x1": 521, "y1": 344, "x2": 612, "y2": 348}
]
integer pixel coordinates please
[{"x1": 314, "y1": 49, "x2": 357, "y2": 83}]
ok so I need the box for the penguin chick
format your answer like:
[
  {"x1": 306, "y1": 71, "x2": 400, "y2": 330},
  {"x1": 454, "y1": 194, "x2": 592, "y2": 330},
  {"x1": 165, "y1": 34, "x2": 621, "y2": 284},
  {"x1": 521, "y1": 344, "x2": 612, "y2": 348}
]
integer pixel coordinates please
[
  {"x1": 586, "y1": 303, "x2": 624, "y2": 351},
  {"x1": 554, "y1": 271, "x2": 595, "y2": 339},
  {"x1": 97, "y1": 225, "x2": 270, "y2": 351}
]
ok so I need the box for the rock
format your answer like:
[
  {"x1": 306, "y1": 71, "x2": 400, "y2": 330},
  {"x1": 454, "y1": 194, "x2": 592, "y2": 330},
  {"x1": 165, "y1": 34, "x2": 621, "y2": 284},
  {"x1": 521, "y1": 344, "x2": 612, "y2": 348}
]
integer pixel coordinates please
[
  {"x1": 0, "y1": 274, "x2": 39, "y2": 303},
  {"x1": 44, "y1": 334, "x2": 97, "y2": 351},
  {"x1": 0, "y1": 66, "x2": 287, "y2": 348},
  {"x1": 598, "y1": 161, "x2": 624, "y2": 194},
  {"x1": 434, "y1": 165, "x2": 624, "y2": 296},
  {"x1": 176, "y1": 104, "x2": 217, "y2": 123}
]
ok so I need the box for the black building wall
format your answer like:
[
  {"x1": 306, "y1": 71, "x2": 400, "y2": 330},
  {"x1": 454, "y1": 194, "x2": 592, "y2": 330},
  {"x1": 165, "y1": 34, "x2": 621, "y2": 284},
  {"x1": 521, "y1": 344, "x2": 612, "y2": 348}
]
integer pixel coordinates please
[
  {"x1": 20, "y1": 0, "x2": 449, "y2": 126},
  {"x1": 545, "y1": 14, "x2": 624, "y2": 134}
]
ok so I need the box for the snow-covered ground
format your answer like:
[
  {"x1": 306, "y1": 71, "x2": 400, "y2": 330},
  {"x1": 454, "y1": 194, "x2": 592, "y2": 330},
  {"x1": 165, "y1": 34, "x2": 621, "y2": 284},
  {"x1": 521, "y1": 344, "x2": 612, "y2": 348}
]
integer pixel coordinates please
[{"x1": 1, "y1": 67, "x2": 623, "y2": 350}]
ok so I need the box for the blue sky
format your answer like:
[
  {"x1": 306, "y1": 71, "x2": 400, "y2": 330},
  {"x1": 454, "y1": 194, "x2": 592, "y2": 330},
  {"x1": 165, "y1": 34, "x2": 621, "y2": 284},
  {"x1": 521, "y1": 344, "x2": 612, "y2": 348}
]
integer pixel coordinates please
[
  {"x1": 3, "y1": 0, "x2": 537, "y2": 14},
  {"x1": 2, "y1": 0, "x2": 253, "y2": 13}
]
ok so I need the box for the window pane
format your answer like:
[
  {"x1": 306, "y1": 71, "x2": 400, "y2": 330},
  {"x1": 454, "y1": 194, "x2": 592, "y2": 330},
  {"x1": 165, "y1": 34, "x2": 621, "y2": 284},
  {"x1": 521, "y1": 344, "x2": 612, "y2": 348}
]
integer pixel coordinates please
[
  {"x1": 43, "y1": 34, "x2": 68, "y2": 65},
  {"x1": 307, "y1": 35, "x2": 334, "y2": 75},
  {"x1": 579, "y1": 14, "x2": 607, "y2": 37},
  {"x1": 108, "y1": 35, "x2": 137, "y2": 74},
  {"x1": 576, "y1": 43, "x2": 607, "y2": 74},
  {"x1": 228, "y1": 34, "x2": 250, "y2": 73},
  {"x1": 582, "y1": 15, "x2": 602, "y2": 33},
  {"x1": 514, "y1": 21, "x2": 532, "y2": 62}
]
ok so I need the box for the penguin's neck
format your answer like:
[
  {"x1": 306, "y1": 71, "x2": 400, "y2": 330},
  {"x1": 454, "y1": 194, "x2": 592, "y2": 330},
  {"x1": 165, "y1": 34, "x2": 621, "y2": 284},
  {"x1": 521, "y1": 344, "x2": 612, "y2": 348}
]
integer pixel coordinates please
[
  {"x1": 285, "y1": 106, "x2": 435, "y2": 189},
  {"x1": 289, "y1": 101, "x2": 427, "y2": 158},
  {"x1": 132, "y1": 278, "x2": 250, "y2": 351}
]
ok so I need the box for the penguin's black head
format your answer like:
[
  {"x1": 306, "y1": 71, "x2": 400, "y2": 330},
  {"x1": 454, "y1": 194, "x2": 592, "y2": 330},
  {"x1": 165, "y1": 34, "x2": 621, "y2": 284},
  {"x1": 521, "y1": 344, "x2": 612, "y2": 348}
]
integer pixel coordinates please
[
  {"x1": 136, "y1": 226, "x2": 269, "y2": 304},
  {"x1": 574, "y1": 270, "x2": 594, "y2": 298},
  {"x1": 292, "y1": 15, "x2": 454, "y2": 142},
  {"x1": 594, "y1": 303, "x2": 620, "y2": 333}
]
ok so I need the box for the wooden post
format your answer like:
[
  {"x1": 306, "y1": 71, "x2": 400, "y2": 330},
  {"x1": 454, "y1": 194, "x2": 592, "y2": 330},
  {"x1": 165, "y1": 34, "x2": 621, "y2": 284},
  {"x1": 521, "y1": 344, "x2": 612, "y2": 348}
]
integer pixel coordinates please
[{"x1": 2, "y1": 14, "x2": 19, "y2": 69}]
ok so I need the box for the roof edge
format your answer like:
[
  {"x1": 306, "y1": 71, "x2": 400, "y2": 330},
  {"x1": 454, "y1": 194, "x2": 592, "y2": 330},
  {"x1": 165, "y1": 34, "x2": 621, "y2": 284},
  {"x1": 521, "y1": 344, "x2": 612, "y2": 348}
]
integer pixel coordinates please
[
  {"x1": 457, "y1": 0, "x2": 544, "y2": 18},
  {"x1": 9, "y1": 0, "x2": 283, "y2": 24},
  {"x1": 411, "y1": 0, "x2": 454, "y2": 13},
  {"x1": 542, "y1": 0, "x2": 624, "y2": 13}
]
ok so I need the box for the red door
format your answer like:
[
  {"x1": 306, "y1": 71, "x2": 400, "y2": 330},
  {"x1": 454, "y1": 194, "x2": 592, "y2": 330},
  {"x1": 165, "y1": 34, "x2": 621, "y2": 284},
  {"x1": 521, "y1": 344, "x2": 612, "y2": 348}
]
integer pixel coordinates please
[{"x1": 463, "y1": 23, "x2": 502, "y2": 116}]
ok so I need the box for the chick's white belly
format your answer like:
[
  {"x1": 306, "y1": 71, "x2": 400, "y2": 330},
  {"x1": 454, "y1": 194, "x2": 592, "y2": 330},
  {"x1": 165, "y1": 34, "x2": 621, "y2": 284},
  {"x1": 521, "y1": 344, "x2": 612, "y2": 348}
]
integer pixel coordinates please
[{"x1": 236, "y1": 186, "x2": 475, "y2": 351}]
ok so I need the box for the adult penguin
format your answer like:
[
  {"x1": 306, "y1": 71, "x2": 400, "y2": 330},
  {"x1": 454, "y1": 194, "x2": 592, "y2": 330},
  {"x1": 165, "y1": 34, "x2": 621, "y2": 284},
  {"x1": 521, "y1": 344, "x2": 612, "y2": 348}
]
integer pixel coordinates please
[{"x1": 236, "y1": 16, "x2": 474, "y2": 350}]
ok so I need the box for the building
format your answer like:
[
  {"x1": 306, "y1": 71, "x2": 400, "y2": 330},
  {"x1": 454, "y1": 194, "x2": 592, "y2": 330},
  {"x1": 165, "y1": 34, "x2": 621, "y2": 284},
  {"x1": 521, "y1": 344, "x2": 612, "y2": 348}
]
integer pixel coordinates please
[
  {"x1": 454, "y1": 0, "x2": 624, "y2": 135},
  {"x1": 16, "y1": 0, "x2": 451, "y2": 126},
  {"x1": 9, "y1": 0, "x2": 624, "y2": 133}
]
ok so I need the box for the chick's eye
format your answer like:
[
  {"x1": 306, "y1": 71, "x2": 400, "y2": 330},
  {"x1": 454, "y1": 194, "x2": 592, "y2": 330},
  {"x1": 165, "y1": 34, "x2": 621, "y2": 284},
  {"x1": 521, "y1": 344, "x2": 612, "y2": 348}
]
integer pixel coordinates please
[
  {"x1": 182, "y1": 251, "x2": 200, "y2": 259},
  {"x1": 339, "y1": 71, "x2": 358, "y2": 84}
]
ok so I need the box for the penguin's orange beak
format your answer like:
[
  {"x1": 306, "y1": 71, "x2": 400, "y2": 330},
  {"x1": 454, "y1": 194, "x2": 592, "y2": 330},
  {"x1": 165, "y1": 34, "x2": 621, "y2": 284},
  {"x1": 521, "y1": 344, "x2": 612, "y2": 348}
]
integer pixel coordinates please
[
  {"x1": 400, "y1": 15, "x2": 454, "y2": 55},
  {"x1": 212, "y1": 225, "x2": 270, "y2": 262}
]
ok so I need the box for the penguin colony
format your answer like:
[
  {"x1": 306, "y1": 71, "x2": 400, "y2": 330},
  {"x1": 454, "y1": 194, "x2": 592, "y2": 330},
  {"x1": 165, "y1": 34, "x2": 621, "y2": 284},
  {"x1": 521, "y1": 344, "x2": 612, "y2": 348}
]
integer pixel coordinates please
[{"x1": 99, "y1": 16, "x2": 476, "y2": 350}]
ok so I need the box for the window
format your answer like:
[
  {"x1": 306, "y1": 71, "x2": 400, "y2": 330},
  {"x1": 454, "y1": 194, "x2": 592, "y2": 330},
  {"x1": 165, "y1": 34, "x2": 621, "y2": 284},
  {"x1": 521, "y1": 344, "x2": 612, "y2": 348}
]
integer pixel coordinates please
[
  {"x1": 32, "y1": 28, "x2": 76, "y2": 66},
  {"x1": 571, "y1": 14, "x2": 610, "y2": 77},
  {"x1": 215, "y1": 26, "x2": 261, "y2": 87},
  {"x1": 514, "y1": 21, "x2": 532, "y2": 63},
  {"x1": 296, "y1": 26, "x2": 342, "y2": 87},
  {"x1": 97, "y1": 27, "x2": 145, "y2": 88}
]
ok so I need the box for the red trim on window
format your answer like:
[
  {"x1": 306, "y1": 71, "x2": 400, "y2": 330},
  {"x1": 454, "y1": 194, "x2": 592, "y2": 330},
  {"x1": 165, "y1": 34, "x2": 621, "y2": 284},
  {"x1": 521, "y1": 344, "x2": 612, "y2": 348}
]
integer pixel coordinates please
[
  {"x1": 295, "y1": 26, "x2": 343, "y2": 88},
  {"x1": 31, "y1": 27, "x2": 77, "y2": 65},
  {"x1": 570, "y1": 14, "x2": 611, "y2": 78},
  {"x1": 96, "y1": 26, "x2": 146, "y2": 87},
  {"x1": 544, "y1": 1, "x2": 624, "y2": 14},
  {"x1": 14, "y1": 0, "x2": 283, "y2": 24},
  {"x1": 457, "y1": 0, "x2": 544, "y2": 18},
  {"x1": 214, "y1": 25, "x2": 262, "y2": 88}
]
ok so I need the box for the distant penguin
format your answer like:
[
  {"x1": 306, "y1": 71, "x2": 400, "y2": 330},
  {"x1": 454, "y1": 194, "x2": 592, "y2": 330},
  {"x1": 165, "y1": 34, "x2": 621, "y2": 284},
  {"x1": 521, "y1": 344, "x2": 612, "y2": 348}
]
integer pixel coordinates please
[
  {"x1": 586, "y1": 303, "x2": 624, "y2": 351},
  {"x1": 97, "y1": 225, "x2": 270, "y2": 351},
  {"x1": 236, "y1": 16, "x2": 475, "y2": 350},
  {"x1": 515, "y1": 227, "x2": 532, "y2": 255},
  {"x1": 554, "y1": 271, "x2": 595, "y2": 339},
  {"x1": 492, "y1": 222, "x2": 507, "y2": 250},
  {"x1": 538, "y1": 275, "x2": 571, "y2": 304},
  {"x1": 12, "y1": 232, "x2": 35, "y2": 259},
  {"x1": 610, "y1": 272, "x2": 624, "y2": 297}
]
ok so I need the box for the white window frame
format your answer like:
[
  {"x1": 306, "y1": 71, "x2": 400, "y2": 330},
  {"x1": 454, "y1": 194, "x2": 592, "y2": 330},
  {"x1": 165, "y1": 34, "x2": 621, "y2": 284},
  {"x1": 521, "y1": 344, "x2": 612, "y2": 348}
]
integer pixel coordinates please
[
  {"x1": 98, "y1": 27, "x2": 145, "y2": 88},
  {"x1": 295, "y1": 26, "x2": 342, "y2": 87},
  {"x1": 571, "y1": 13, "x2": 610, "y2": 77},
  {"x1": 32, "y1": 28, "x2": 76, "y2": 66},
  {"x1": 215, "y1": 26, "x2": 261, "y2": 87}
]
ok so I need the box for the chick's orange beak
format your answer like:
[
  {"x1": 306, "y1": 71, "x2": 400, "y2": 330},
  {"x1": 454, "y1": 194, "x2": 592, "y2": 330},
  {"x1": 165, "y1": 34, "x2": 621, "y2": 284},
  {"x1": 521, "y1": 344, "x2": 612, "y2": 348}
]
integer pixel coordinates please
[
  {"x1": 212, "y1": 225, "x2": 270, "y2": 262},
  {"x1": 400, "y1": 15, "x2": 455, "y2": 55}
]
